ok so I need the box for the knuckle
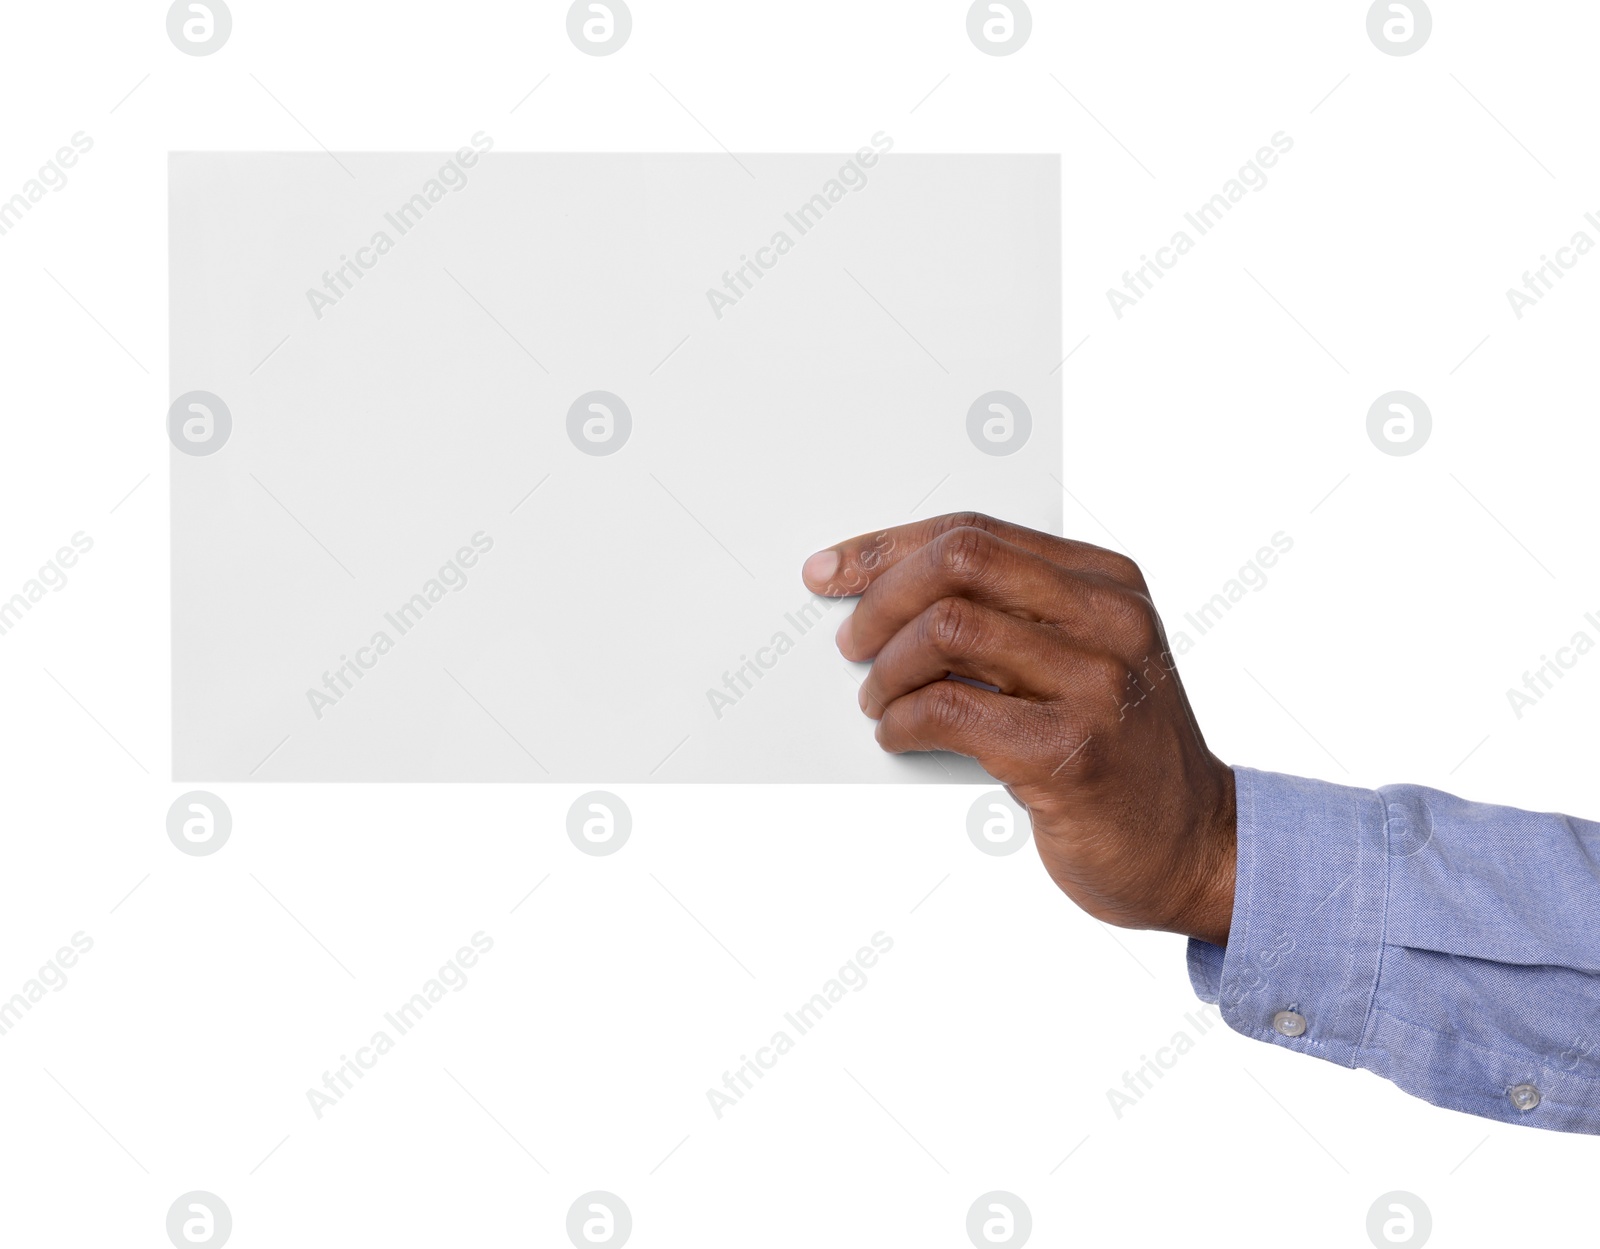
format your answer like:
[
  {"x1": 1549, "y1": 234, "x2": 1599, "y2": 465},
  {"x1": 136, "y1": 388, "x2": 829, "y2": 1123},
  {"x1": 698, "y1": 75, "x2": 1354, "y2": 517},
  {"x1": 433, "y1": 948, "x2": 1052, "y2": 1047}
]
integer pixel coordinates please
[
  {"x1": 1128, "y1": 604, "x2": 1165, "y2": 657},
  {"x1": 920, "y1": 679, "x2": 977, "y2": 735},
  {"x1": 1094, "y1": 585, "x2": 1161, "y2": 652},
  {"x1": 1088, "y1": 652, "x2": 1133, "y2": 703},
  {"x1": 923, "y1": 596, "x2": 979, "y2": 654},
  {"x1": 933, "y1": 525, "x2": 996, "y2": 581},
  {"x1": 942, "y1": 510, "x2": 998, "y2": 536},
  {"x1": 1105, "y1": 553, "x2": 1147, "y2": 588}
]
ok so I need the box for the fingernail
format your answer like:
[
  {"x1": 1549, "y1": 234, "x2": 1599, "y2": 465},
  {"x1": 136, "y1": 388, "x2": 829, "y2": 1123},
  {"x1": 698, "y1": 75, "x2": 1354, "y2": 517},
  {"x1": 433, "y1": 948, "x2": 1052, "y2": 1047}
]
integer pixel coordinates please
[
  {"x1": 802, "y1": 549, "x2": 839, "y2": 587},
  {"x1": 835, "y1": 614, "x2": 853, "y2": 656}
]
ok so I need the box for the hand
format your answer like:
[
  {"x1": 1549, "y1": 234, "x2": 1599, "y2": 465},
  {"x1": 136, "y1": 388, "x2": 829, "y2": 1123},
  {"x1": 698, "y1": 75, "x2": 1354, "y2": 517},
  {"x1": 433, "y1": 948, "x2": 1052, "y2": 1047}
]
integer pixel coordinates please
[{"x1": 801, "y1": 512, "x2": 1236, "y2": 945}]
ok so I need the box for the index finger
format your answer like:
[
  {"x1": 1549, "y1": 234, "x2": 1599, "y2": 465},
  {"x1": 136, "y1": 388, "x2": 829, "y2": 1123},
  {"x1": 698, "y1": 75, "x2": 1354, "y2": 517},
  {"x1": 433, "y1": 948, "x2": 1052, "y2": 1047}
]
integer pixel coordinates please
[{"x1": 800, "y1": 511, "x2": 1142, "y2": 597}]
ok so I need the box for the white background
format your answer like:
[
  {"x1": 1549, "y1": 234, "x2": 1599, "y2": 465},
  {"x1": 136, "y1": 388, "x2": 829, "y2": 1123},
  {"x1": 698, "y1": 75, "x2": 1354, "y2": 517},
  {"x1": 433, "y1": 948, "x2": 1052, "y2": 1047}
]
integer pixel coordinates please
[{"x1": 2, "y1": 1, "x2": 1597, "y2": 1245}]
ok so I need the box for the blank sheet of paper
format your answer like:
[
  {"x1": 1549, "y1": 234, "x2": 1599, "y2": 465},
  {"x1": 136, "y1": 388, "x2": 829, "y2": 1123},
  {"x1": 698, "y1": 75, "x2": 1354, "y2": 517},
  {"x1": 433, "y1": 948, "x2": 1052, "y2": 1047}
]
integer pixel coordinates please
[{"x1": 170, "y1": 151, "x2": 1061, "y2": 781}]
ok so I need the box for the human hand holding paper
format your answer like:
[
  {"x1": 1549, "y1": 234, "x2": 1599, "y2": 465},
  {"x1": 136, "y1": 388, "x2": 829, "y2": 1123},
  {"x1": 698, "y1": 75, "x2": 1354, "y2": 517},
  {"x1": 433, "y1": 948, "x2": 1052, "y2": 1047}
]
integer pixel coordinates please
[{"x1": 802, "y1": 511, "x2": 1237, "y2": 946}]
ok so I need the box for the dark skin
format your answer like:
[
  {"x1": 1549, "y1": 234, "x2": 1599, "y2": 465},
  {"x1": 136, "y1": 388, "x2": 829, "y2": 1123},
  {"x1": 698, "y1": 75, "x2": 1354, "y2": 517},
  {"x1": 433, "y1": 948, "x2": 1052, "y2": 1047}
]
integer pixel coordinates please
[{"x1": 801, "y1": 512, "x2": 1237, "y2": 947}]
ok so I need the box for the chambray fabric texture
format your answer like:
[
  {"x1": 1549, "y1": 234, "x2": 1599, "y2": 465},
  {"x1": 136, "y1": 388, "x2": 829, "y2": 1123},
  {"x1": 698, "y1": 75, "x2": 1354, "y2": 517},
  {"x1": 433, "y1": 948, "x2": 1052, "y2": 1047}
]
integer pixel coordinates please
[{"x1": 1187, "y1": 767, "x2": 1600, "y2": 1134}]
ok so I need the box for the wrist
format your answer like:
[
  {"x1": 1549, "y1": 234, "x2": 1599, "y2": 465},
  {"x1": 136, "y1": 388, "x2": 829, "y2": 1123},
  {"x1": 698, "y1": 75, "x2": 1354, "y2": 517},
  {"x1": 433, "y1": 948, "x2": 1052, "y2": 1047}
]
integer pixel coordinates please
[{"x1": 1167, "y1": 762, "x2": 1237, "y2": 946}]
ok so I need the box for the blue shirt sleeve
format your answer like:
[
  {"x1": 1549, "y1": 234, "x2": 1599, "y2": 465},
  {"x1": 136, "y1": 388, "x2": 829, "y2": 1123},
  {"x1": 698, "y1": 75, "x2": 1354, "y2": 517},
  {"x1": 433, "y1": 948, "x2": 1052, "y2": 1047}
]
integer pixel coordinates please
[{"x1": 1186, "y1": 766, "x2": 1600, "y2": 1134}]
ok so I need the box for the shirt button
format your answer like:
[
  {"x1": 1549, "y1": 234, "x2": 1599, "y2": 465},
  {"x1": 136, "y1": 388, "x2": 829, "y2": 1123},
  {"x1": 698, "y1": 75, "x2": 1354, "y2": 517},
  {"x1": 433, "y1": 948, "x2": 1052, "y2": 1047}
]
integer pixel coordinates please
[
  {"x1": 1272, "y1": 1010, "x2": 1307, "y2": 1038},
  {"x1": 1509, "y1": 1083, "x2": 1541, "y2": 1111}
]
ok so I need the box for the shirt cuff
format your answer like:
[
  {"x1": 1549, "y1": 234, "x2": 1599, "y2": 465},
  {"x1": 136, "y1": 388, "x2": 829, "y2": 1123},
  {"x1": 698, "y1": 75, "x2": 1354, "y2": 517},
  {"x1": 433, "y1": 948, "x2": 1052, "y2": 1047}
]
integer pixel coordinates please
[
  {"x1": 1186, "y1": 765, "x2": 1388, "y2": 1067},
  {"x1": 1187, "y1": 766, "x2": 1600, "y2": 1134}
]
